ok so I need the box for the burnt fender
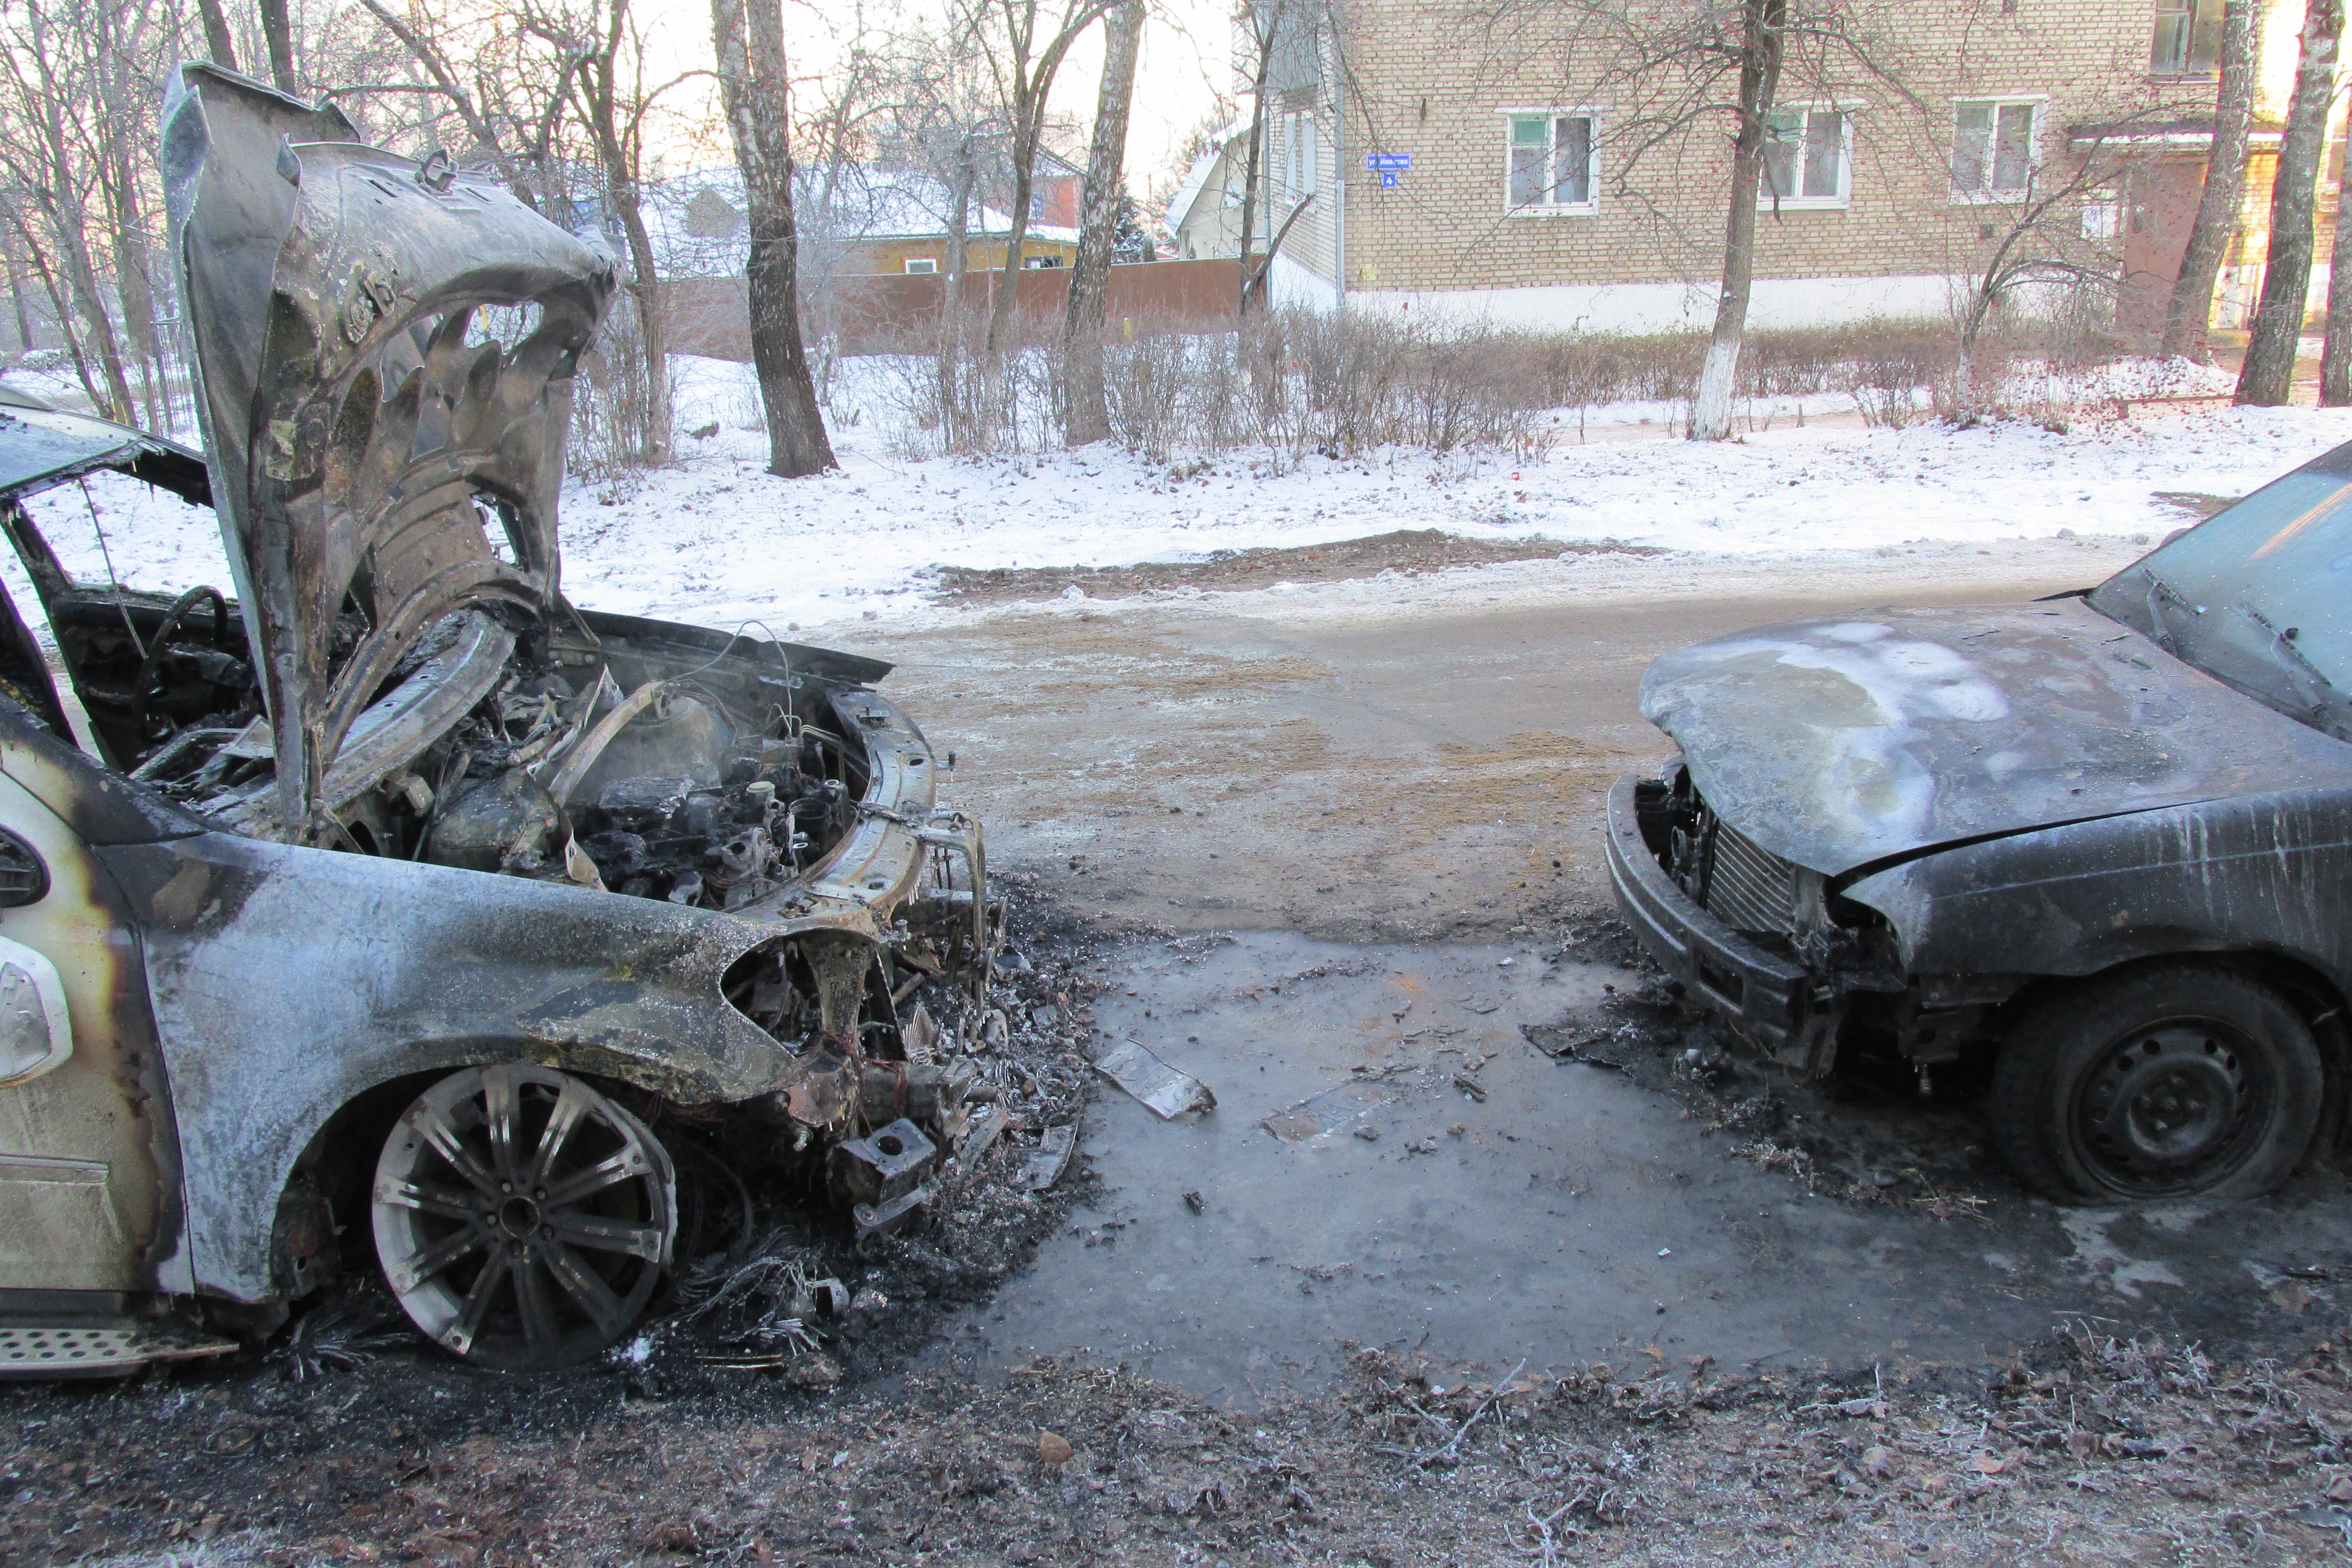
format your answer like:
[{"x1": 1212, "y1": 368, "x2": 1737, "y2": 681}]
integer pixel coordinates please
[
  {"x1": 98, "y1": 831, "x2": 811, "y2": 1303},
  {"x1": 1843, "y1": 789, "x2": 2352, "y2": 999}
]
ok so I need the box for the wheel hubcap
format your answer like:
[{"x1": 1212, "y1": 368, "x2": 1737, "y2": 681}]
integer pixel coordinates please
[
  {"x1": 2074, "y1": 1021, "x2": 2260, "y2": 1195},
  {"x1": 373, "y1": 1064, "x2": 676, "y2": 1370}
]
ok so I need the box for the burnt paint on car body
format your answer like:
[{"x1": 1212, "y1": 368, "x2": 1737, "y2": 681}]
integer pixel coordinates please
[{"x1": 1844, "y1": 788, "x2": 2352, "y2": 1000}]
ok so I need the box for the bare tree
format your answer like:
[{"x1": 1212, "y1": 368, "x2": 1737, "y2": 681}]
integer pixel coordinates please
[
  {"x1": 711, "y1": 0, "x2": 835, "y2": 476},
  {"x1": 1687, "y1": 0, "x2": 1786, "y2": 442},
  {"x1": 1061, "y1": 0, "x2": 1143, "y2": 444},
  {"x1": 0, "y1": 0, "x2": 140, "y2": 421},
  {"x1": 1233, "y1": 0, "x2": 1282, "y2": 315},
  {"x1": 520, "y1": 0, "x2": 690, "y2": 463},
  {"x1": 2161, "y1": 0, "x2": 2257, "y2": 362},
  {"x1": 1945, "y1": 122, "x2": 2164, "y2": 410},
  {"x1": 2323, "y1": 134, "x2": 2352, "y2": 405},
  {"x1": 950, "y1": 0, "x2": 1121, "y2": 374},
  {"x1": 1470, "y1": 2, "x2": 1919, "y2": 442},
  {"x1": 258, "y1": 0, "x2": 300, "y2": 93},
  {"x1": 2237, "y1": 0, "x2": 2342, "y2": 407},
  {"x1": 356, "y1": 0, "x2": 586, "y2": 210},
  {"x1": 196, "y1": 0, "x2": 239, "y2": 70}
]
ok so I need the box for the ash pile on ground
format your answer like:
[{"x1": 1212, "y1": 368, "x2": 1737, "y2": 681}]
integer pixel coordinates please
[
  {"x1": 627, "y1": 871, "x2": 1114, "y2": 1394},
  {"x1": 1527, "y1": 912, "x2": 2008, "y2": 1220}
]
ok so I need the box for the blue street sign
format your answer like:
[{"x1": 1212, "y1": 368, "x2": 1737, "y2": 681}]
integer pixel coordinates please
[
  {"x1": 1379, "y1": 171, "x2": 1399, "y2": 187},
  {"x1": 1365, "y1": 152, "x2": 1411, "y2": 172}
]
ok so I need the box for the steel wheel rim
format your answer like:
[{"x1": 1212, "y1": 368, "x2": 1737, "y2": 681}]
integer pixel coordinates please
[
  {"x1": 373, "y1": 1064, "x2": 675, "y2": 1370},
  {"x1": 2069, "y1": 1017, "x2": 2266, "y2": 1197}
]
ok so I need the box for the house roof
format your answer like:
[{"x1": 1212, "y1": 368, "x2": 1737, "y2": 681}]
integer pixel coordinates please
[
  {"x1": 647, "y1": 165, "x2": 1080, "y2": 279},
  {"x1": 1165, "y1": 117, "x2": 1250, "y2": 237}
]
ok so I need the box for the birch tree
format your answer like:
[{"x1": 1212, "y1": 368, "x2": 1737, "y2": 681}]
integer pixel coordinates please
[
  {"x1": 2238, "y1": 0, "x2": 2343, "y2": 406},
  {"x1": 949, "y1": 0, "x2": 1121, "y2": 376},
  {"x1": 1061, "y1": 0, "x2": 1143, "y2": 444},
  {"x1": 1686, "y1": 0, "x2": 1784, "y2": 442}
]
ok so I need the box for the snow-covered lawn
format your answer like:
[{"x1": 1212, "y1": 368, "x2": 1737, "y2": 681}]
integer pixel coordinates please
[{"x1": 10, "y1": 353, "x2": 2352, "y2": 636}]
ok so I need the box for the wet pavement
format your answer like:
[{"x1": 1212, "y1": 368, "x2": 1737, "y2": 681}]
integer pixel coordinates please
[{"x1": 949, "y1": 931, "x2": 2352, "y2": 1406}]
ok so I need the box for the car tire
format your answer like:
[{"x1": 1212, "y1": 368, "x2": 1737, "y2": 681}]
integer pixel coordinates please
[
  {"x1": 1990, "y1": 964, "x2": 2324, "y2": 1203},
  {"x1": 372, "y1": 1064, "x2": 677, "y2": 1371}
]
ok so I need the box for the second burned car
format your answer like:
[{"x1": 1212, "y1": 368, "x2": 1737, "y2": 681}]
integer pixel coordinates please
[
  {"x1": 1611, "y1": 439, "x2": 2352, "y2": 1205},
  {"x1": 0, "y1": 67, "x2": 990, "y2": 1375}
]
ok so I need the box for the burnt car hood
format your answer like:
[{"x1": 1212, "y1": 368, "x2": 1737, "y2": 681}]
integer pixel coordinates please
[
  {"x1": 161, "y1": 64, "x2": 614, "y2": 835},
  {"x1": 1640, "y1": 598, "x2": 2352, "y2": 876}
]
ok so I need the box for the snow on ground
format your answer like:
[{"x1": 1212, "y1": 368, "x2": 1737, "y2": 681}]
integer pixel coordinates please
[{"x1": 6, "y1": 353, "x2": 2351, "y2": 639}]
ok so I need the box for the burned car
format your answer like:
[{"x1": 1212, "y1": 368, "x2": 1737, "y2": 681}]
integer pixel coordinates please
[
  {"x1": 1609, "y1": 439, "x2": 2352, "y2": 1204},
  {"x1": 0, "y1": 67, "x2": 990, "y2": 1378}
]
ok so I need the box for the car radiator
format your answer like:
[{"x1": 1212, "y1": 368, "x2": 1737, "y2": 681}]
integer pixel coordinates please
[{"x1": 1698, "y1": 817, "x2": 1802, "y2": 937}]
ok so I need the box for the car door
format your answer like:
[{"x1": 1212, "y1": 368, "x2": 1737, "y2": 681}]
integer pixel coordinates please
[{"x1": 0, "y1": 768, "x2": 167, "y2": 1293}]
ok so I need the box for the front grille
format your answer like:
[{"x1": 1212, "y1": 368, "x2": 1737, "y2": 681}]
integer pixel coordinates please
[{"x1": 1702, "y1": 818, "x2": 1801, "y2": 936}]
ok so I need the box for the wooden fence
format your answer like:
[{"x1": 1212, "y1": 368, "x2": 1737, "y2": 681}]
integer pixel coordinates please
[{"x1": 661, "y1": 257, "x2": 1242, "y2": 360}]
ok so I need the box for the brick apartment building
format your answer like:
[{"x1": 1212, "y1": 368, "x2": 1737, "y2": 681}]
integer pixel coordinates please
[{"x1": 1169, "y1": 0, "x2": 2335, "y2": 338}]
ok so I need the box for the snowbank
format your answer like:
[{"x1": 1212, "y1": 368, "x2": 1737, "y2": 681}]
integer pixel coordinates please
[{"x1": 6, "y1": 354, "x2": 2349, "y2": 639}]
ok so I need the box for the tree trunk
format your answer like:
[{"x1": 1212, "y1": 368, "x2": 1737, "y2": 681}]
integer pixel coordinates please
[
  {"x1": 258, "y1": 0, "x2": 299, "y2": 94},
  {"x1": 580, "y1": 29, "x2": 672, "y2": 464},
  {"x1": 8, "y1": 260, "x2": 33, "y2": 352},
  {"x1": 940, "y1": 150, "x2": 974, "y2": 449},
  {"x1": 195, "y1": 0, "x2": 238, "y2": 70},
  {"x1": 2237, "y1": 0, "x2": 2342, "y2": 406},
  {"x1": 2323, "y1": 131, "x2": 2352, "y2": 404},
  {"x1": 1235, "y1": 10, "x2": 1278, "y2": 317},
  {"x1": 1062, "y1": 0, "x2": 1143, "y2": 447},
  {"x1": 2163, "y1": 0, "x2": 2257, "y2": 361},
  {"x1": 1688, "y1": 0, "x2": 1785, "y2": 442},
  {"x1": 710, "y1": 0, "x2": 836, "y2": 476},
  {"x1": 983, "y1": 113, "x2": 1038, "y2": 364}
]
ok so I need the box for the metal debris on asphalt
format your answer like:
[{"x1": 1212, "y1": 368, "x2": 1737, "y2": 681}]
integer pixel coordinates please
[{"x1": 1094, "y1": 1038, "x2": 1217, "y2": 1118}]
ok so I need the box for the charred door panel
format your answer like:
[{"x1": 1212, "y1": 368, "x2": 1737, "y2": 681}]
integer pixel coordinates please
[{"x1": 0, "y1": 771, "x2": 180, "y2": 1293}]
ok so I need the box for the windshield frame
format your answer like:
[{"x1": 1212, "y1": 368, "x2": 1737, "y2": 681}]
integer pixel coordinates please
[{"x1": 2089, "y1": 437, "x2": 2352, "y2": 742}]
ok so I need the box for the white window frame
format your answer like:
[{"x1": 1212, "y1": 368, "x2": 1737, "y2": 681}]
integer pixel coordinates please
[
  {"x1": 903, "y1": 257, "x2": 938, "y2": 274},
  {"x1": 2079, "y1": 185, "x2": 2123, "y2": 241},
  {"x1": 1948, "y1": 95, "x2": 2046, "y2": 204},
  {"x1": 1760, "y1": 102, "x2": 1854, "y2": 210},
  {"x1": 1496, "y1": 107, "x2": 1601, "y2": 216},
  {"x1": 1282, "y1": 112, "x2": 1319, "y2": 200}
]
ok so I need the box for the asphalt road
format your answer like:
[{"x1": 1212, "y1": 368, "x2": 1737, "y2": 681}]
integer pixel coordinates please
[{"x1": 839, "y1": 536, "x2": 2351, "y2": 1402}]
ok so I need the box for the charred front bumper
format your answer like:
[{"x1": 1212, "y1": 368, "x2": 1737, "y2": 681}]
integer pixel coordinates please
[{"x1": 1604, "y1": 775, "x2": 1817, "y2": 1058}]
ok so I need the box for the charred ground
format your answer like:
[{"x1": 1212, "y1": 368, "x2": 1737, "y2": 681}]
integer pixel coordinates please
[{"x1": 7, "y1": 903, "x2": 2352, "y2": 1565}]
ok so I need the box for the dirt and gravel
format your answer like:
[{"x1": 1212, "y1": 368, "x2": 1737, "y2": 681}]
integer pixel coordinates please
[
  {"x1": 7, "y1": 536, "x2": 2347, "y2": 1566},
  {"x1": 928, "y1": 529, "x2": 1657, "y2": 607}
]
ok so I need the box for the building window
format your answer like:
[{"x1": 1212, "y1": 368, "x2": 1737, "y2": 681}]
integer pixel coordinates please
[
  {"x1": 1952, "y1": 99, "x2": 2041, "y2": 200},
  {"x1": 904, "y1": 257, "x2": 938, "y2": 274},
  {"x1": 1505, "y1": 113, "x2": 1596, "y2": 213},
  {"x1": 1762, "y1": 106, "x2": 1850, "y2": 207},
  {"x1": 1283, "y1": 113, "x2": 1319, "y2": 201},
  {"x1": 1028, "y1": 191, "x2": 1045, "y2": 222},
  {"x1": 2080, "y1": 187, "x2": 2123, "y2": 240},
  {"x1": 2150, "y1": 0, "x2": 2225, "y2": 77}
]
